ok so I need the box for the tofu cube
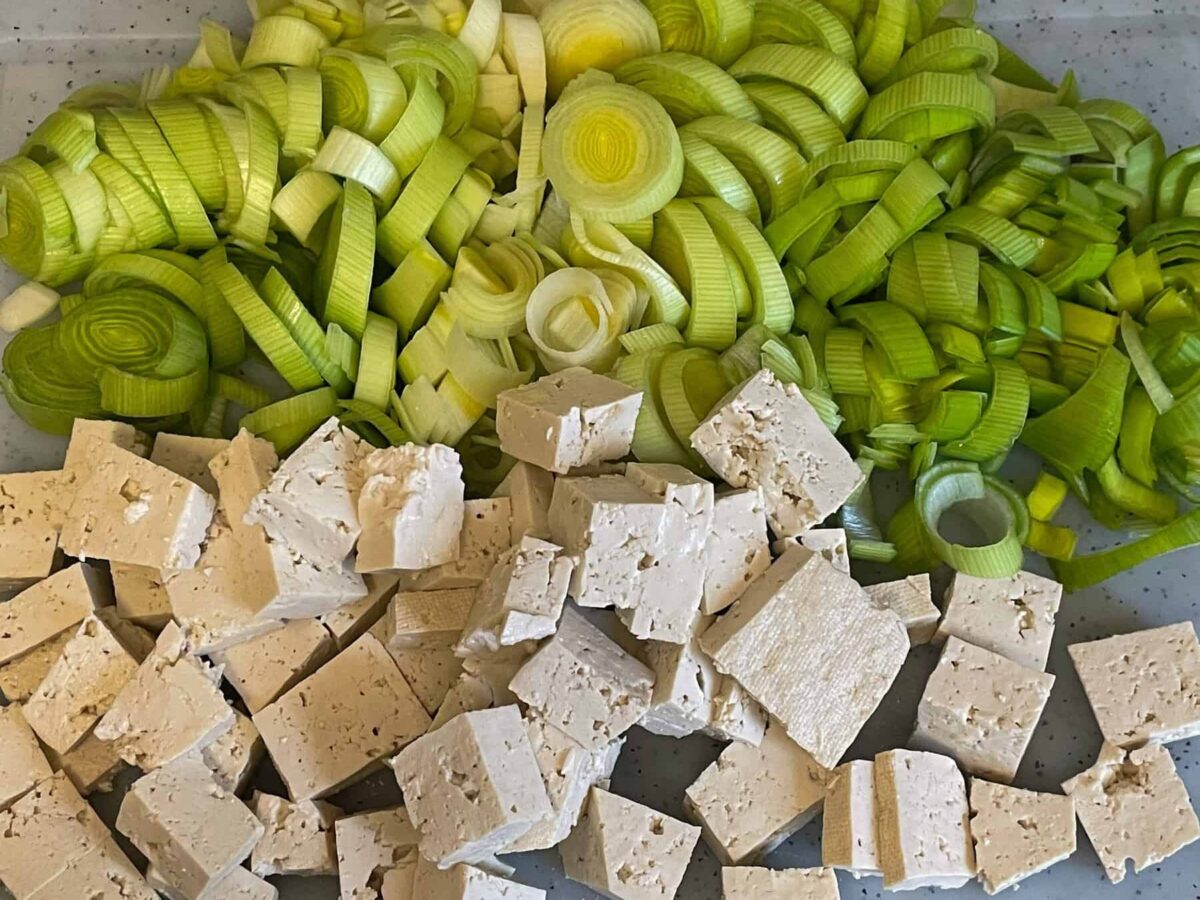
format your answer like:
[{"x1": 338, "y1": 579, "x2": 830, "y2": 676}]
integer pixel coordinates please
[
  {"x1": 62, "y1": 419, "x2": 150, "y2": 482},
  {"x1": 200, "y1": 709, "x2": 264, "y2": 795},
  {"x1": 43, "y1": 727, "x2": 126, "y2": 796},
  {"x1": 773, "y1": 527, "x2": 850, "y2": 574},
  {"x1": 379, "y1": 587, "x2": 476, "y2": 651},
  {"x1": 639, "y1": 618, "x2": 719, "y2": 739},
  {"x1": 110, "y1": 562, "x2": 173, "y2": 630},
  {"x1": 822, "y1": 759, "x2": 879, "y2": 877},
  {"x1": 0, "y1": 562, "x2": 112, "y2": 665},
  {"x1": 937, "y1": 570, "x2": 1062, "y2": 671},
  {"x1": 412, "y1": 856, "x2": 546, "y2": 899},
  {"x1": 335, "y1": 807, "x2": 419, "y2": 900},
  {"x1": 322, "y1": 572, "x2": 400, "y2": 651},
  {"x1": 701, "y1": 488, "x2": 771, "y2": 615},
  {"x1": 864, "y1": 574, "x2": 939, "y2": 645},
  {"x1": 0, "y1": 706, "x2": 53, "y2": 811},
  {"x1": 689, "y1": 369, "x2": 863, "y2": 538},
  {"x1": 875, "y1": 749, "x2": 976, "y2": 890},
  {"x1": 720, "y1": 866, "x2": 841, "y2": 899},
  {"x1": 704, "y1": 677, "x2": 768, "y2": 746},
  {"x1": 699, "y1": 546, "x2": 908, "y2": 768},
  {"x1": 1069, "y1": 621, "x2": 1200, "y2": 747},
  {"x1": 429, "y1": 643, "x2": 536, "y2": 730},
  {"x1": 0, "y1": 471, "x2": 64, "y2": 591},
  {"x1": 391, "y1": 705, "x2": 553, "y2": 866},
  {"x1": 148, "y1": 864, "x2": 277, "y2": 900},
  {"x1": 396, "y1": 498, "x2": 514, "y2": 591},
  {"x1": 0, "y1": 631, "x2": 72, "y2": 703},
  {"x1": 1064, "y1": 741, "x2": 1200, "y2": 884},
  {"x1": 684, "y1": 720, "x2": 827, "y2": 865},
  {"x1": 493, "y1": 461, "x2": 555, "y2": 539},
  {"x1": 214, "y1": 618, "x2": 336, "y2": 714},
  {"x1": 29, "y1": 834, "x2": 157, "y2": 900},
  {"x1": 150, "y1": 433, "x2": 231, "y2": 496},
  {"x1": 912, "y1": 637, "x2": 1055, "y2": 783},
  {"x1": 386, "y1": 646, "x2": 464, "y2": 715},
  {"x1": 250, "y1": 791, "x2": 341, "y2": 877},
  {"x1": 969, "y1": 779, "x2": 1076, "y2": 894},
  {"x1": 496, "y1": 368, "x2": 642, "y2": 474}
]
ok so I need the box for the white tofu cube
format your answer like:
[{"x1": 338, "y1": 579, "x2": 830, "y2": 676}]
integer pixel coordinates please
[
  {"x1": 150, "y1": 433, "x2": 231, "y2": 496},
  {"x1": 690, "y1": 369, "x2": 863, "y2": 538},
  {"x1": 385, "y1": 646, "x2": 464, "y2": 715},
  {"x1": 639, "y1": 618, "x2": 719, "y2": 739},
  {"x1": 322, "y1": 572, "x2": 400, "y2": 650},
  {"x1": 412, "y1": 856, "x2": 546, "y2": 899},
  {"x1": 821, "y1": 759, "x2": 879, "y2": 877},
  {"x1": 705, "y1": 677, "x2": 768, "y2": 746},
  {"x1": 250, "y1": 791, "x2": 341, "y2": 877},
  {"x1": 0, "y1": 631, "x2": 71, "y2": 703},
  {"x1": 148, "y1": 864, "x2": 277, "y2": 900},
  {"x1": 937, "y1": 570, "x2": 1062, "y2": 671},
  {"x1": 0, "y1": 706, "x2": 53, "y2": 811},
  {"x1": 335, "y1": 807, "x2": 419, "y2": 900},
  {"x1": 379, "y1": 587, "x2": 476, "y2": 651},
  {"x1": 702, "y1": 489, "x2": 771, "y2": 615},
  {"x1": 720, "y1": 866, "x2": 841, "y2": 899},
  {"x1": 396, "y1": 498, "x2": 514, "y2": 591},
  {"x1": 200, "y1": 709, "x2": 264, "y2": 795},
  {"x1": 208, "y1": 428, "x2": 279, "y2": 524},
  {"x1": 773, "y1": 528, "x2": 851, "y2": 574},
  {"x1": 43, "y1": 727, "x2": 125, "y2": 797},
  {"x1": 429, "y1": 643, "x2": 536, "y2": 731},
  {"x1": 30, "y1": 834, "x2": 157, "y2": 899},
  {"x1": 969, "y1": 779, "x2": 1076, "y2": 894},
  {"x1": 214, "y1": 618, "x2": 336, "y2": 714},
  {"x1": 0, "y1": 562, "x2": 111, "y2": 665},
  {"x1": 493, "y1": 461, "x2": 554, "y2": 539},
  {"x1": 110, "y1": 562, "x2": 173, "y2": 630},
  {"x1": 0, "y1": 471, "x2": 64, "y2": 591},
  {"x1": 864, "y1": 574, "x2": 939, "y2": 645}
]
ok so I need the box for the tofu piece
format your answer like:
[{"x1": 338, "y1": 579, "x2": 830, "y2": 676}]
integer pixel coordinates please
[
  {"x1": 215, "y1": 618, "x2": 336, "y2": 714},
  {"x1": 690, "y1": 369, "x2": 863, "y2": 538},
  {"x1": 412, "y1": 856, "x2": 546, "y2": 899},
  {"x1": 773, "y1": 527, "x2": 850, "y2": 574},
  {"x1": 60, "y1": 440, "x2": 216, "y2": 569},
  {"x1": 684, "y1": 720, "x2": 827, "y2": 865},
  {"x1": 701, "y1": 488, "x2": 771, "y2": 615},
  {"x1": 509, "y1": 607, "x2": 655, "y2": 750},
  {"x1": 912, "y1": 637, "x2": 1055, "y2": 784},
  {"x1": 357, "y1": 443, "x2": 466, "y2": 572},
  {"x1": 377, "y1": 587, "x2": 475, "y2": 654},
  {"x1": 0, "y1": 471, "x2": 64, "y2": 591},
  {"x1": 1063, "y1": 741, "x2": 1200, "y2": 884},
  {"x1": 150, "y1": 433, "x2": 231, "y2": 496},
  {"x1": 969, "y1": 779, "x2": 1075, "y2": 894},
  {"x1": 391, "y1": 705, "x2": 553, "y2": 866},
  {"x1": 387, "y1": 646, "x2": 464, "y2": 715},
  {"x1": 493, "y1": 461, "x2": 554, "y2": 539},
  {"x1": 1068, "y1": 621, "x2": 1200, "y2": 748},
  {"x1": 396, "y1": 498, "x2": 514, "y2": 591},
  {"x1": 0, "y1": 630, "x2": 71, "y2": 703},
  {"x1": 29, "y1": 834, "x2": 157, "y2": 900},
  {"x1": 639, "y1": 618, "x2": 720, "y2": 739},
  {"x1": 95, "y1": 622, "x2": 235, "y2": 771},
  {"x1": 117, "y1": 755, "x2": 264, "y2": 899},
  {"x1": 705, "y1": 677, "x2": 768, "y2": 746},
  {"x1": 323, "y1": 572, "x2": 400, "y2": 651},
  {"x1": 720, "y1": 866, "x2": 841, "y2": 899},
  {"x1": 200, "y1": 709, "x2": 264, "y2": 795},
  {"x1": 429, "y1": 643, "x2": 537, "y2": 730},
  {"x1": 62, "y1": 419, "x2": 150, "y2": 484},
  {"x1": 0, "y1": 562, "x2": 112, "y2": 665},
  {"x1": 864, "y1": 574, "x2": 939, "y2": 645},
  {"x1": 874, "y1": 749, "x2": 975, "y2": 891},
  {"x1": 335, "y1": 807, "x2": 419, "y2": 900},
  {"x1": 936, "y1": 571, "x2": 1062, "y2": 671},
  {"x1": 0, "y1": 707, "x2": 53, "y2": 811},
  {"x1": 250, "y1": 791, "x2": 341, "y2": 877},
  {"x1": 208, "y1": 428, "x2": 279, "y2": 524},
  {"x1": 699, "y1": 545, "x2": 908, "y2": 768},
  {"x1": 43, "y1": 727, "x2": 125, "y2": 796},
  {"x1": 559, "y1": 787, "x2": 700, "y2": 900},
  {"x1": 255, "y1": 633, "x2": 431, "y2": 800},
  {"x1": 147, "y1": 864, "x2": 278, "y2": 900},
  {"x1": 110, "y1": 562, "x2": 173, "y2": 630},
  {"x1": 821, "y1": 760, "x2": 879, "y2": 877},
  {"x1": 496, "y1": 368, "x2": 642, "y2": 474}
]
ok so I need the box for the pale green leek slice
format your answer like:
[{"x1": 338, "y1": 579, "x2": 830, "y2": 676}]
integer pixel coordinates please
[
  {"x1": 728, "y1": 42, "x2": 867, "y2": 132},
  {"x1": 316, "y1": 180, "x2": 376, "y2": 340},
  {"x1": 644, "y1": 0, "x2": 752, "y2": 68},
  {"x1": 539, "y1": 0, "x2": 661, "y2": 97},
  {"x1": 615, "y1": 52, "x2": 760, "y2": 125}
]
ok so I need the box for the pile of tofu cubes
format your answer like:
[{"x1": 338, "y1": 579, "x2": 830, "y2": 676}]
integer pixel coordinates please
[{"x1": 0, "y1": 365, "x2": 1196, "y2": 899}]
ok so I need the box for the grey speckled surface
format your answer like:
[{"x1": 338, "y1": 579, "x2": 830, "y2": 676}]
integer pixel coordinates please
[{"x1": 1, "y1": 1, "x2": 1199, "y2": 898}]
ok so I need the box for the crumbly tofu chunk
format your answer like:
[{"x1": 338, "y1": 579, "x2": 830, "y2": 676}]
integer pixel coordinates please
[
  {"x1": 0, "y1": 630, "x2": 71, "y2": 703},
  {"x1": 412, "y1": 856, "x2": 546, "y2": 899},
  {"x1": 493, "y1": 462, "x2": 554, "y2": 539},
  {"x1": 429, "y1": 643, "x2": 536, "y2": 730},
  {"x1": 1063, "y1": 741, "x2": 1200, "y2": 883},
  {"x1": 865, "y1": 574, "x2": 939, "y2": 645},
  {"x1": 0, "y1": 562, "x2": 111, "y2": 665},
  {"x1": 0, "y1": 471, "x2": 63, "y2": 590},
  {"x1": 912, "y1": 637, "x2": 1055, "y2": 783},
  {"x1": 772, "y1": 528, "x2": 850, "y2": 574},
  {"x1": 110, "y1": 562, "x2": 173, "y2": 630},
  {"x1": 509, "y1": 607, "x2": 655, "y2": 750},
  {"x1": 936, "y1": 571, "x2": 1062, "y2": 671},
  {"x1": 150, "y1": 433, "x2": 231, "y2": 496},
  {"x1": 200, "y1": 709, "x2": 264, "y2": 795},
  {"x1": 207, "y1": 428, "x2": 279, "y2": 524},
  {"x1": 148, "y1": 864, "x2": 278, "y2": 900},
  {"x1": 875, "y1": 749, "x2": 975, "y2": 890},
  {"x1": 215, "y1": 618, "x2": 335, "y2": 714},
  {"x1": 0, "y1": 706, "x2": 53, "y2": 810},
  {"x1": 255, "y1": 633, "x2": 430, "y2": 800},
  {"x1": 496, "y1": 368, "x2": 642, "y2": 474},
  {"x1": 391, "y1": 705, "x2": 552, "y2": 866},
  {"x1": 822, "y1": 759, "x2": 879, "y2": 877},
  {"x1": 684, "y1": 720, "x2": 826, "y2": 865},
  {"x1": 720, "y1": 866, "x2": 841, "y2": 899},
  {"x1": 560, "y1": 787, "x2": 700, "y2": 900},
  {"x1": 335, "y1": 807, "x2": 419, "y2": 900},
  {"x1": 44, "y1": 727, "x2": 125, "y2": 796},
  {"x1": 705, "y1": 677, "x2": 768, "y2": 746},
  {"x1": 397, "y1": 498, "x2": 514, "y2": 591},
  {"x1": 117, "y1": 755, "x2": 264, "y2": 899},
  {"x1": 250, "y1": 791, "x2": 341, "y2": 877},
  {"x1": 702, "y1": 488, "x2": 771, "y2": 616},
  {"x1": 969, "y1": 779, "x2": 1075, "y2": 894},
  {"x1": 699, "y1": 546, "x2": 908, "y2": 768},
  {"x1": 689, "y1": 369, "x2": 863, "y2": 538},
  {"x1": 62, "y1": 419, "x2": 150, "y2": 481},
  {"x1": 386, "y1": 646, "x2": 464, "y2": 715},
  {"x1": 323, "y1": 572, "x2": 400, "y2": 650},
  {"x1": 29, "y1": 834, "x2": 157, "y2": 900},
  {"x1": 1069, "y1": 621, "x2": 1200, "y2": 748},
  {"x1": 639, "y1": 617, "x2": 719, "y2": 739}
]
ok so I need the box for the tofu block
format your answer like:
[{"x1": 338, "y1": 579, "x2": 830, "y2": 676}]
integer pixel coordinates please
[
  {"x1": 1069, "y1": 621, "x2": 1200, "y2": 748},
  {"x1": 250, "y1": 791, "x2": 341, "y2": 877},
  {"x1": 639, "y1": 621, "x2": 719, "y2": 739},
  {"x1": 215, "y1": 618, "x2": 335, "y2": 714},
  {"x1": 699, "y1": 545, "x2": 908, "y2": 768},
  {"x1": 720, "y1": 866, "x2": 841, "y2": 899},
  {"x1": 875, "y1": 749, "x2": 975, "y2": 890},
  {"x1": 29, "y1": 834, "x2": 157, "y2": 900},
  {"x1": 0, "y1": 706, "x2": 53, "y2": 811},
  {"x1": 322, "y1": 572, "x2": 400, "y2": 650},
  {"x1": 150, "y1": 433, "x2": 231, "y2": 496},
  {"x1": 822, "y1": 759, "x2": 879, "y2": 877},
  {"x1": 44, "y1": 727, "x2": 125, "y2": 796},
  {"x1": 559, "y1": 787, "x2": 700, "y2": 900},
  {"x1": 1063, "y1": 741, "x2": 1200, "y2": 884},
  {"x1": 412, "y1": 856, "x2": 546, "y2": 899},
  {"x1": 684, "y1": 720, "x2": 827, "y2": 865},
  {"x1": 357, "y1": 443, "x2": 466, "y2": 572},
  {"x1": 201, "y1": 709, "x2": 264, "y2": 795},
  {"x1": 969, "y1": 779, "x2": 1075, "y2": 894},
  {"x1": 0, "y1": 630, "x2": 71, "y2": 703},
  {"x1": 701, "y1": 488, "x2": 771, "y2": 615},
  {"x1": 117, "y1": 755, "x2": 264, "y2": 899},
  {"x1": 387, "y1": 645, "x2": 464, "y2": 715},
  {"x1": 391, "y1": 705, "x2": 553, "y2": 866},
  {"x1": 772, "y1": 527, "x2": 850, "y2": 574},
  {"x1": 396, "y1": 498, "x2": 514, "y2": 591},
  {"x1": 509, "y1": 607, "x2": 655, "y2": 750},
  {"x1": 0, "y1": 471, "x2": 63, "y2": 590},
  {"x1": 62, "y1": 419, "x2": 150, "y2": 484},
  {"x1": 936, "y1": 571, "x2": 1062, "y2": 671},
  {"x1": 110, "y1": 562, "x2": 173, "y2": 630},
  {"x1": 493, "y1": 461, "x2": 554, "y2": 539},
  {"x1": 207, "y1": 427, "x2": 279, "y2": 524},
  {"x1": 690, "y1": 369, "x2": 863, "y2": 538},
  {"x1": 864, "y1": 573, "x2": 939, "y2": 645},
  {"x1": 429, "y1": 643, "x2": 536, "y2": 730},
  {"x1": 255, "y1": 633, "x2": 431, "y2": 800},
  {"x1": 0, "y1": 562, "x2": 111, "y2": 665},
  {"x1": 705, "y1": 677, "x2": 768, "y2": 746},
  {"x1": 148, "y1": 864, "x2": 278, "y2": 900},
  {"x1": 496, "y1": 368, "x2": 642, "y2": 474},
  {"x1": 335, "y1": 807, "x2": 419, "y2": 900}
]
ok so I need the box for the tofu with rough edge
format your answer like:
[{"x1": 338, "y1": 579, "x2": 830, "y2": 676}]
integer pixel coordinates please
[
  {"x1": 0, "y1": 631, "x2": 71, "y2": 703},
  {"x1": 396, "y1": 498, "x2": 514, "y2": 591},
  {"x1": 250, "y1": 791, "x2": 341, "y2": 877},
  {"x1": 639, "y1": 617, "x2": 719, "y2": 739},
  {"x1": 150, "y1": 433, "x2": 231, "y2": 495},
  {"x1": 720, "y1": 866, "x2": 841, "y2": 899},
  {"x1": 865, "y1": 574, "x2": 939, "y2": 645},
  {"x1": 323, "y1": 572, "x2": 400, "y2": 650},
  {"x1": 969, "y1": 779, "x2": 1075, "y2": 894},
  {"x1": 0, "y1": 706, "x2": 52, "y2": 811},
  {"x1": 28, "y1": 834, "x2": 157, "y2": 900},
  {"x1": 412, "y1": 856, "x2": 546, "y2": 899},
  {"x1": 385, "y1": 645, "x2": 464, "y2": 715},
  {"x1": 493, "y1": 461, "x2": 554, "y2": 539},
  {"x1": 496, "y1": 368, "x2": 642, "y2": 474},
  {"x1": 773, "y1": 527, "x2": 850, "y2": 574},
  {"x1": 699, "y1": 545, "x2": 908, "y2": 768},
  {"x1": 0, "y1": 562, "x2": 112, "y2": 665},
  {"x1": 110, "y1": 562, "x2": 173, "y2": 630},
  {"x1": 689, "y1": 369, "x2": 863, "y2": 539},
  {"x1": 705, "y1": 677, "x2": 768, "y2": 746},
  {"x1": 148, "y1": 864, "x2": 278, "y2": 900},
  {"x1": 702, "y1": 488, "x2": 771, "y2": 616},
  {"x1": 379, "y1": 587, "x2": 476, "y2": 651},
  {"x1": 936, "y1": 571, "x2": 1061, "y2": 671},
  {"x1": 215, "y1": 618, "x2": 336, "y2": 714},
  {"x1": 822, "y1": 759, "x2": 879, "y2": 877},
  {"x1": 0, "y1": 471, "x2": 64, "y2": 591},
  {"x1": 43, "y1": 727, "x2": 125, "y2": 796},
  {"x1": 429, "y1": 643, "x2": 536, "y2": 730},
  {"x1": 559, "y1": 787, "x2": 700, "y2": 900},
  {"x1": 391, "y1": 705, "x2": 552, "y2": 867},
  {"x1": 59, "y1": 419, "x2": 150, "y2": 517},
  {"x1": 335, "y1": 807, "x2": 419, "y2": 900},
  {"x1": 200, "y1": 709, "x2": 264, "y2": 795}
]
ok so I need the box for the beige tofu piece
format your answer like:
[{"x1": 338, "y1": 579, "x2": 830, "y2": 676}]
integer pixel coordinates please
[
  {"x1": 118, "y1": 755, "x2": 264, "y2": 899},
  {"x1": 701, "y1": 488, "x2": 771, "y2": 615},
  {"x1": 412, "y1": 856, "x2": 546, "y2": 899},
  {"x1": 62, "y1": 419, "x2": 150, "y2": 486},
  {"x1": 335, "y1": 807, "x2": 419, "y2": 900},
  {"x1": 0, "y1": 630, "x2": 71, "y2": 703},
  {"x1": 1069, "y1": 621, "x2": 1200, "y2": 748},
  {"x1": 705, "y1": 677, "x2": 768, "y2": 746},
  {"x1": 429, "y1": 643, "x2": 536, "y2": 730},
  {"x1": 496, "y1": 368, "x2": 642, "y2": 474},
  {"x1": 250, "y1": 791, "x2": 341, "y2": 877},
  {"x1": 0, "y1": 471, "x2": 64, "y2": 591},
  {"x1": 323, "y1": 572, "x2": 401, "y2": 650},
  {"x1": 875, "y1": 749, "x2": 975, "y2": 890},
  {"x1": 148, "y1": 864, "x2": 278, "y2": 900},
  {"x1": 1063, "y1": 741, "x2": 1200, "y2": 884},
  {"x1": 720, "y1": 866, "x2": 841, "y2": 899},
  {"x1": 969, "y1": 779, "x2": 1075, "y2": 894},
  {"x1": 255, "y1": 633, "x2": 431, "y2": 800},
  {"x1": 396, "y1": 498, "x2": 514, "y2": 591},
  {"x1": 690, "y1": 369, "x2": 863, "y2": 539},
  {"x1": 43, "y1": 726, "x2": 126, "y2": 796},
  {"x1": 639, "y1": 617, "x2": 720, "y2": 739},
  {"x1": 215, "y1": 619, "x2": 336, "y2": 714},
  {"x1": 392, "y1": 705, "x2": 552, "y2": 866},
  {"x1": 207, "y1": 428, "x2": 279, "y2": 524},
  {"x1": 865, "y1": 574, "x2": 939, "y2": 645},
  {"x1": 821, "y1": 760, "x2": 879, "y2": 877},
  {"x1": 0, "y1": 562, "x2": 112, "y2": 665},
  {"x1": 200, "y1": 709, "x2": 264, "y2": 795},
  {"x1": 387, "y1": 645, "x2": 464, "y2": 715},
  {"x1": 0, "y1": 706, "x2": 53, "y2": 811},
  {"x1": 29, "y1": 834, "x2": 157, "y2": 900},
  {"x1": 772, "y1": 527, "x2": 850, "y2": 574},
  {"x1": 150, "y1": 433, "x2": 231, "y2": 496},
  {"x1": 699, "y1": 545, "x2": 908, "y2": 768},
  {"x1": 110, "y1": 562, "x2": 173, "y2": 630},
  {"x1": 936, "y1": 571, "x2": 1062, "y2": 671},
  {"x1": 912, "y1": 637, "x2": 1055, "y2": 784},
  {"x1": 378, "y1": 587, "x2": 476, "y2": 652},
  {"x1": 493, "y1": 461, "x2": 554, "y2": 539},
  {"x1": 560, "y1": 787, "x2": 700, "y2": 900},
  {"x1": 684, "y1": 720, "x2": 826, "y2": 865},
  {"x1": 509, "y1": 607, "x2": 655, "y2": 750}
]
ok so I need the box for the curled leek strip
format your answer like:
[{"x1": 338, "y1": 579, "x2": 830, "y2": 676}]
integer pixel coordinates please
[
  {"x1": 376, "y1": 135, "x2": 472, "y2": 266},
  {"x1": 728, "y1": 42, "x2": 868, "y2": 133},
  {"x1": 317, "y1": 180, "x2": 377, "y2": 340},
  {"x1": 21, "y1": 108, "x2": 101, "y2": 175},
  {"x1": 644, "y1": 0, "x2": 753, "y2": 68},
  {"x1": 858, "y1": 72, "x2": 996, "y2": 144},
  {"x1": 457, "y1": 0, "x2": 502, "y2": 67},
  {"x1": 443, "y1": 236, "x2": 545, "y2": 338},
  {"x1": 320, "y1": 49, "x2": 408, "y2": 144},
  {"x1": 652, "y1": 200, "x2": 737, "y2": 350},
  {"x1": 446, "y1": 325, "x2": 536, "y2": 407},
  {"x1": 271, "y1": 170, "x2": 342, "y2": 250},
  {"x1": 241, "y1": 14, "x2": 330, "y2": 68},
  {"x1": 384, "y1": 27, "x2": 479, "y2": 136},
  {"x1": 539, "y1": 0, "x2": 661, "y2": 98},
  {"x1": 751, "y1": 0, "x2": 855, "y2": 65},
  {"x1": 615, "y1": 52, "x2": 760, "y2": 126},
  {"x1": 312, "y1": 127, "x2": 402, "y2": 207},
  {"x1": 525, "y1": 267, "x2": 630, "y2": 372},
  {"x1": 44, "y1": 160, "x2": 106, "y2": 256},
  {"x1": 378, "y1": 68, "x2": 446, "y2": 179}
]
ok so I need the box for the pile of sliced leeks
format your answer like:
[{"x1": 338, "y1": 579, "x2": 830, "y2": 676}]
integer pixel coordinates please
[{"x1": 2, "y1": 0, "x2": 1200, "y2": 590}]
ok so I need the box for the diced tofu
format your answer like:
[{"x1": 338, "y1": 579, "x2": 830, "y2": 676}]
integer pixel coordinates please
[
  {"x1": 250, "y1": 791, "x2": 341, "y2": 877},
  {"x1": 559, "y1": 787, "x2": 700, "y2": 900},
  {"x1": 509, "y1": 607, "x2": 655, "y2": 750},
  {"x1": 822, "y1": 760, "x2": 879, "y2": 877},
  {"x1": 391, "y1": 705, "x2": 553, "y2": 866},
  {"x1": 387, "y1": 646, "x2": 464, "y2": 715},
  {"x1": 912, "y1": 637, "x2": 1055, "y2": 784},
  {"x1": 0, "y1": 471, "x2": 63, "y2": 591},
  {"x1": 110, "y1": 562, "x2": 173, "y2": 630},
  {"x1": 62, "y1": 419, "x2": 150, "y2": 481},
  {"x1": 720, "y1": 866, "x2": 841, "y2": 899},
  {"x1": 322, "y1": 572, "x2": 400, "y2": 650},
  {"x1": 936, "y1": 571, "x2": 1062, "y2": 671},
  {"x1": 1064, "y1": 741, "x2": 1200, "y2": 884},
  {"x1": 43, "y1": 727, "x2": 125, "y2": 796},
  {"x1": 200, "y1": 709, "x2": 264, "y2": 795},
  {"x1": 0, "y1": 706, "x2": 53, "y2": 811},
  {"x1": 639, "y1": 618, "x2": 719, "y2": 739},
  {"x1": 335, "y1": 807, "x2": 419, "y2": 900},
  {"x1": 1069, "y1": 621, "x2": 1200, "y2": 748},
  {"x1": 864, "y1": 574, "x2": 939, "y2": 645},
  {"x1": 412, "y1": 856, "x2": 546, "y2": 899},
  {"x1": 28, "y1": 834, "x2": 157, "y2": 900},
  {"x1": 207, "y1": 428, "x2": 279, "y2": 523},
  {"x1": 429, "y1": 643, "x2": 536, "y2": 730},
  {"x1": 378, "y1": 588, "x2": 475, "y2": 651},
  {"x1": 0, "y1": 562, "x2": 111, "y2": 665},
  {"x1": 773, "y1": 528, "x2": 850, "y2": 574},
  {"x1": 215, "y1": 619, "x2": 336, "y2": 714},
  {"x1": 496, "y1": 368, "x2": 642, "y2": 474},
  {"x1": 969, "y1": 779, "x2": 1076, "y2": 894},
  {"x1": 690, "y1": 369, "x2": 863, "y2": 539},
  {"x1": 255, "y1": 633, "x2": 431, "y2": 800},
  {"x1": 705, "y1": 677, "x2": 768, "y2": 746},
  {"x1": 148, "y1": 864, "x2": 278, "y2": 900},
  {"x1": 493, "y1": 461, "x2": 554, "y2": 539},
  {"x1": 702, "y1": 488, "x2": 771, "y2": 615},
  {"x1": 699, "y1": 546, "x2": 908, "y2": 768},
  {"x1": 0, "y1": 630, "x2": 71, "y2": 703},
  {"x1": 874, "y1": 749, "x2": 976, "y2": 891},
  {"x1": 684, "y1": 720, "x2": 827, "y2": 865},
  {"x1": 396, "y1": 498, "x2": 514, "y2": 591},
  {"x1": 150, "y1": 433, "x2": 231, "y2": 496}
]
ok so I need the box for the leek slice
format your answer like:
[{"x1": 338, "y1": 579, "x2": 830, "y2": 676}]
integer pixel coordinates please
[
  {"x1": 678, "y1": 132, "x2": 761, "y2": 227},
  {"x1": 858, "y1": 71, "x2": 995, "y2": 144},
  {"x1": 21, "y1": 108, "x2": 101, "y2": 175},
  {"x1": 942, "y1": 358, "x2": 1030, "y2": 462},
  {"x1": 260, "y1": 267, "x2": 353, "y2": 395},
  {"x1": 379, "y1": 68, "x2": 446, "y2": 179},
  {"x1": 242, "y1": 387, "x2": 340, "y2": 452},
  {"x1": 540, "y1": 0, "x2": 661, "y2": 98},
  {"x1": 377, "y1": 136, "x2": 472, "y2": 265},
  {"x1": 728, "y1": 42, "x2": 867, "y2": 133},
  {"x1": 354, "y1": 312, "x2": 399, "y2": 410},
  {"x1": 615, "y1": 52, "x2": 759, "y2": 125},
  {"x1": 242, "y1": 14, "x2": 329, "y2": 67},
  {"x1": 1027, "y1": 471, "x2": 1069, "y2": 521},
  {"x1": 317, "y1": 180, "x2": 377, "y2": 339},
  {"x1": 271, "y1": 170, "x2": 342, "y2": 250},
  {"x1": 931, "y1": 205, "x2": 1039, "y2": 269},
  {"x1": 372, "y1": 240, "x2": 452, "y2": 341},
  {"x1": 446, "y1": 326, "x2": 535, "y2": 406},
  {"x1": 384, "y1": 27, "x2": 479, "y2": 136},
  {"x1": 0, "y1": 282, "x2": 59, "y2": 334},
  {"x1": 501, "y1": 13, "x2": 548, "y2": 107},
  {"x1": 227, "y1": 100, "x2": 279, "y2": 247},
  {"x1": 1097, "y1": 455, "x2": 1176, "y2": 525},
  {"x1": 1052, "y1": 507, "x2": 1200, "y2": 591},
  {"x1": 147, "y1": 100, "x2": 225, "y2": 211},
  {"x1": 456, "y1": 0, "x2": 502, "y2": 68},
  {"x1": 619, "y1": 323, "x2": 684, "y2": 353},
  {"x1": 839, "y1": 302, "x2": 939, "y2": 380},
  {"x1": 320, "y1": 49, "x2": 408, "y2": 144},
  {"x1": 644, "y1": 0, "x2": 752, "y2": 67},
  {"x1": 658, "y1": 346, "x2": 730, "y2": 472},
  {"x1": 3, "y1": 325, "x2": 103, "y2": 433},
  {"x1": 740, "y1": 82, "x2": 845, "y2": 159},
  {"x1": 751, "y1": 0, "x2": 855, "y2": 65},
  {"x1": 612, "y1": 347, "x2": 693, "y2": 466},
  {"x1": 313, "y1": 127, "x2": 401, "y2": 208},
  {"x1": 652, "y1": 200, "x2": 736, "y2": 350},
  {"x1": 444, "y1": 237, "x2": 544, "y2": 338},
  {"x1": 44, "y1": 159, "x2": 106, "y2": 256},
  {"x1": 855, "y1": 0, "x2": 909, "y2": 87},
  {"x1": 525, "y1": 267, "x2": 626, "y2": 372}
]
